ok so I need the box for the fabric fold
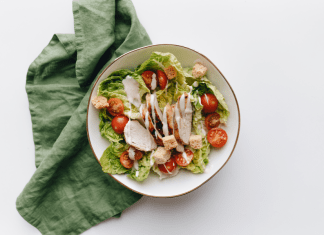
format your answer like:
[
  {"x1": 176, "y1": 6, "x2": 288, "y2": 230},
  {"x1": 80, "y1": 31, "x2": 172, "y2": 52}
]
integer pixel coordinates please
[{"x1": 17, "y1": 0, "x2": 152, "y2": 234}]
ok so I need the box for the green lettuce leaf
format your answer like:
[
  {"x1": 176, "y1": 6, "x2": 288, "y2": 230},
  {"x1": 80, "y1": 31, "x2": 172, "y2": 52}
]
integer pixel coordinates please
[
  {"x1": 98, "y1": 69, "x2": 149, "y2": 119},
  {"x1": 191, "y1": 93, "x2": 205, "y2": 136},
  {"x1": 135, "y1": 51, "x2": 190, "y2": 102},
  {"x1": 100, "y1": 141, "x2": 130, "y2": 175},
  {"x1": 128, "y1": 152, "x2": 154, "y2": 182},
  {"x1": 184, "y1": 66, "x2": 230, "y2": 123},
  {"x1": 185, "y1": 138, "x2": 210, "y2": 173},
  {"x1": 99, "y1": 109, "x2": 123, "y2": 143}
]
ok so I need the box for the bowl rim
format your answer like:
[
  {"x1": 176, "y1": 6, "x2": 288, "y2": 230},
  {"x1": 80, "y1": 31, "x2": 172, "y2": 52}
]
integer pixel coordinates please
[{"x1": 86, "y1": 43, "x2": 241, "y2": 198}]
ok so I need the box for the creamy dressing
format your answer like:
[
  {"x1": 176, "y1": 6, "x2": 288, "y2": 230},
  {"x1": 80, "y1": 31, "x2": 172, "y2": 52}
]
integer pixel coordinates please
[
  {"x1": 193, "y1": 81, "x2": 198, "y2": 87},
  {"x1": 151, "y1": 73, "x2": 157, "y2": 90},
  {"x1": 185, "y1": 94, "x2": 192, "y2": 114},
  {"x1": 122, "y1": 75, "x2": 141, "y2": 107},
  {"x1": 150, "y1": 150, "x2": 155, "y2": 166},
  {"x1": 145, "y1": 110, "x2": 150, "y2": 129},
  {"x1": 139, "y1": 104, "x2": 144, "y2": 117},
  {"x1": 134, "y1": 160, "x2": 139, "y2": 170},
  {"x1": 162, "y1": 106, "x2": 169, "y2": 136},
  {"x1": 179, "y1": 94, "x2": 186, "y2": 117},
  {"x1": 174, "y1": 105, "x2": 181, "y2": 133},
  {"x1": 150, "y1": 94, "x2": 156, "y2": 125},
  {"x1": 128, "y1": 146, "x2": 136, "y2": 160},
  {"x1": 204, "y1": 94, "x2": 209, "y2": 105},
  {"x1": 182, "y1": 151, "x2": 190, "y2": 164}
]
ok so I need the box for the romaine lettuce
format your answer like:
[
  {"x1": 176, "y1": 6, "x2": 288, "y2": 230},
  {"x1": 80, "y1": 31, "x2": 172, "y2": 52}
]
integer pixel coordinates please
[
  {"x1": 128, "y1": 152, "x2": 154, "y2": 182},
  {"x1": 99, "y1": 109, "x2": 123, "y2": 143},
  {"x1": 98, "y1": 69, "x2": 150, "y2": 119},
  {"x1": 100, "y1": 141, "x2": 130, "y2": 174},
  {"x1": 185, "y1": 137, "x2": 210, "y2": 173},
  {"x1": 184, "y1": 67, "x2": 230, "y2": 123}
]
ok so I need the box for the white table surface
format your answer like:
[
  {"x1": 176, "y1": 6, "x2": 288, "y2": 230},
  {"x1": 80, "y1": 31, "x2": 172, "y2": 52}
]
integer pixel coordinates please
[{"x1": 1, "y1": 0, "x2": 324, "y2": 234}]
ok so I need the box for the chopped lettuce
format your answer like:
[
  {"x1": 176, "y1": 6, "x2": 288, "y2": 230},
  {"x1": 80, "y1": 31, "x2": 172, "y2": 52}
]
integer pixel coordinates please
[
  {"x1": 156, "y1": 85, "x2": 173, "y2": 110},
  {"x1": 98, "y1": 69, "x2": 149, "y2": 119},
  {"x1": 191, "y1": 93, "x2": 205, "y2": 136},
  {"x1": 100, "y1": 141, "x2": 130, "y2": 174},
  {"x1": 135, "y1": 51, "x2": 190, "y2": 102},
  {"x1": 184, "y1": 67, "x2": 230, "y2": 123},
  {"x1": 185, "y1": 138, "x2": 210, "y2": 173},
  {"x1": 128, "y1": 152, "x2": 154, "y2": 181},
  {"x1": 99, "y1": 109, "x2": 123, "y2": 143}
]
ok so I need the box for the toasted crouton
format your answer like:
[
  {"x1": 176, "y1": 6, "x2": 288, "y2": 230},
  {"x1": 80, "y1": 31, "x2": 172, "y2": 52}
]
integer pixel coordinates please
[
  {"x1": 91, "y1": 96, "x2": 109, "y2": 109},
  {"x1": 189, "y1": 135, "x2": 202, "y2": 149},
  {"x1": 192, "y1": 63, "x2": 207, "y2": 78},
  {"x1": 162, "y1": 135, "x2": 178, "y2": 150},
  {"x1": 164, "y1": 66, "x2": 177, "y2": 79},
  {"x1": 153, "y1": 147, "x2": 171, "y2": 164}
]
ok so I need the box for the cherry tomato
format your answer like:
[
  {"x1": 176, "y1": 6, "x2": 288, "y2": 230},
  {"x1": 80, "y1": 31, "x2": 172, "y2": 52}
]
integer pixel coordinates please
[
  {"x1": 156, "y1": 70, "x2": 168, "y2": 90},
  {"x1": 111, "y1": 115, "x2": 129, "y2": 134},
  {"x1": 129, "y1": 148, "x2": 143, "y2": 160},
  {"x1": 107, "y1": 98, "x2": 124, "y2": 116},
  {"x1": 120, "y1": 151, "x2": 134, "y2": 169},
  {"x1": 207, "y1": 128, "x2": 228, "y2": 148},
  {"x1": 200, "y1": 93, "x2": 218, "y2": 114},
  {"x1": 205, "y1": 113, "x2": 221, "y2": 130},
  {"x1": 174, "y1": 149, "x2": 194, "y2": 167},
  {"x1": 158, "y1": 157, "x2": 177, "y2": 174},
  {"x1": 141, "y1": 71, "x2": 156, "y2": 90}
]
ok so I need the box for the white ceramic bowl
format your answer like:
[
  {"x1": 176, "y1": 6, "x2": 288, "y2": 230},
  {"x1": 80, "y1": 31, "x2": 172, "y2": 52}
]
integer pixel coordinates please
[{"x1": 87, "y1": 44, "x2": 240, "y2": 198}]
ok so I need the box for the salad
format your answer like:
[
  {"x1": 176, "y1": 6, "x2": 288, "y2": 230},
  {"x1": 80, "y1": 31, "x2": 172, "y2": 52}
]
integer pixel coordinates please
[{"x1": 91, "y1": 52, "x2": 230, "y2": 181}]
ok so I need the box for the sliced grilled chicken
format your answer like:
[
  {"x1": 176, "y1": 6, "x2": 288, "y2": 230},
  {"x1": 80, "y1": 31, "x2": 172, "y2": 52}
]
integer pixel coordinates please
[
  {"x1": 124, "y1": 120, "x2": 157, "y2": 151},
  {"x1": 146, "y1": 93, "x2": 163, "y2": 136},
  {"x1": 162, "y1": 103, "x2": 174, "y2": 136},
  {"x1": 173, "y1": 93, "x2": 193, "y2": 145},
  {"x1": 141, "y1": 104, "x2": 164, "y2": 146}
]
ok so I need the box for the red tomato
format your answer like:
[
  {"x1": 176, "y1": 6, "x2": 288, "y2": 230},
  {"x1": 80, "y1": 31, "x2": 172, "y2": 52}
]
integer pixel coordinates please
[
  {"x1": 158, "y1": 157, "x2": 177, "y2": 174},
  {"x1": 130, "y1": 148, "x2": 143, "y2": 160},
  {"x1": 156, "y1": 70, "x2": 168, "y2": 90},
  {"x1": 120, "y1": 151, "x2": 134, "y2": 169},
  {"x1": 205, "y1": 113, "x2": 221, "y2": 130},
  {"x1": 111, "y1": 115, "x2": 129, "y2": 134},
  {"x1": 207, "y1": 128, "x2": 228, "y2": 148},
  {"x1": 174, "y1": 149, "x2": 194, "y2": 167},
  {"x1": 107, "y1": 98, "x2": 124, "y2": 116},
  {"x1": 141, "y1": 71, "x2": 156, "y2": 90},
  {"x1": 200, "y1": 93, "x2": 218, "y2": 114}
]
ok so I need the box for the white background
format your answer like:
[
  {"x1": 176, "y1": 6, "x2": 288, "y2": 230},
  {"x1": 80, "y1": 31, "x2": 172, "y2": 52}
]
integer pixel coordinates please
[{"x1": 1, "y1": 0, "x2": 324, "y2": 234}]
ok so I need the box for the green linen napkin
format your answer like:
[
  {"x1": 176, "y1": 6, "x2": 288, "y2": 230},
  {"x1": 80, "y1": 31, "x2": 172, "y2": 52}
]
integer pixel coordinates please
[{"x1": 16, "y1": 0, "x2": 152, "y2": 234}]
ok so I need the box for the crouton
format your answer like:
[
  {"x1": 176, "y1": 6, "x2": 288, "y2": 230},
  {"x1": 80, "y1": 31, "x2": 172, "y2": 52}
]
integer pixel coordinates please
[
  {"x1": 162, "y1": 135, "x2": 178, "y2": 150},
  {"x1": 192, "y1": 63, "x2": 207, "y2": 78},
  {"x1": 91, "y1": 96, "x2": 109, "y2": 109},
  {"x1": 153, "y1": 147, "x2": 171, "y2": 164},
  {"x1": 189, "y1": 135, "x2": 202, "y2": 149},
  {"x1": 164, "y1": 66, "x2": 177, "y2": 79}
]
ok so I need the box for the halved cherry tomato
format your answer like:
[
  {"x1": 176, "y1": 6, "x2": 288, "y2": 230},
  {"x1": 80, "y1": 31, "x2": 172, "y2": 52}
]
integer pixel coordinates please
[
  {"x1": 111, "y1": 115, "x2": 129, "y2": 134},
  {"x1": 129, "y1": 148, "x2": 143, "y2": 160},
  {"x1": 141, "y1": 71, "x2": 156, "y2": 90},
  {"x1": 201, "y1": 93, "x2": 218, "y2": 114},
  {"x1": 174, "y1": 149, "x2": 194, "y2": 167},
  {"x1": 120, "y1": 151, "x2": 134, "y2": 169},
  {"x1": 107, "y1": 98, "x2": 124, "y2": 116},
  {"x1": 158, "y1": 157, "x2": 177, "y2": 174},
  {"x1": 205, "y1": 113, "x2": 221, "y2": 130},
  {"x1": 157, "y1": 70, "x2": 168, "y2": 90},
  {"x1": 207, "y1": 128, "x2": 228, "y2": 148}
]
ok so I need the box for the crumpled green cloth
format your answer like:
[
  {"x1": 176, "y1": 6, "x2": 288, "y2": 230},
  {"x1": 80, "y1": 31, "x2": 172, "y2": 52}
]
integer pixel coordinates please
[{"x1": 16, "y1": 0, "x2": 151, "y2": 234}]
